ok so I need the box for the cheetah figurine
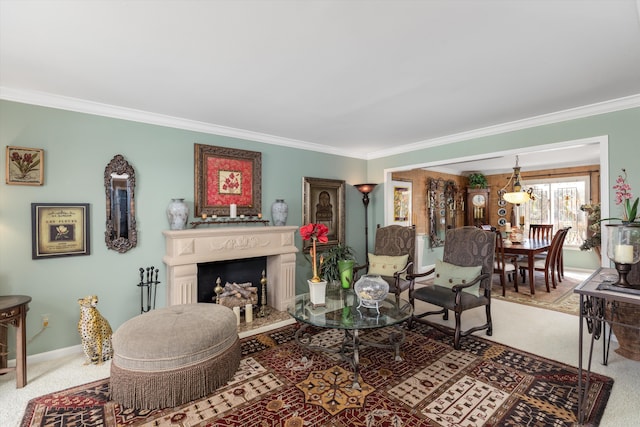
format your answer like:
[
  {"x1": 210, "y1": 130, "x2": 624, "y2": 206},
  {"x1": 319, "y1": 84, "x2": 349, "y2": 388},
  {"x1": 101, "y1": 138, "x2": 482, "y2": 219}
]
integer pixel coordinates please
[{"x1": 77, "y1": 295, "x2": 113, "y2": 365}]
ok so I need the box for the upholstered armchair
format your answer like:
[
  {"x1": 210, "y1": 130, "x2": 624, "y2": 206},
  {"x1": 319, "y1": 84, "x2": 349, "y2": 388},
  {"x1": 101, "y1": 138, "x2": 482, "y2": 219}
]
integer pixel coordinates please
[
  {"x1": 408, "y1": 226, "x2": 495, "y2": 349},
  {"x1": 353, "y1": 224, "x2": 415, "y2": 301}
]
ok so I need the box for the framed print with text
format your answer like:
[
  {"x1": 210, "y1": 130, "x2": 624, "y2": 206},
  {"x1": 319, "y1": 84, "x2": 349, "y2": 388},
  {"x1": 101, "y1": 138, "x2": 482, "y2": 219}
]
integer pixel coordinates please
[
  {"x1": 302, "y1": 177, "x2": 345, "y2": 253},
  {"x1": 194, "y1": 143, "x2": 262, "y2": 217},
  {"x1": 31, "y1": 203, "x2": 90, "y2": 259}
]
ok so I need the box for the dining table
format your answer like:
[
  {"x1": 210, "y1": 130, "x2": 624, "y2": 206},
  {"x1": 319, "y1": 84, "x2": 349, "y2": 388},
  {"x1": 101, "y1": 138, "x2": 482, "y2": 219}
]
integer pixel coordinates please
[{"x1": 502, "y1": 239, "x2": 551, "y2": 295}]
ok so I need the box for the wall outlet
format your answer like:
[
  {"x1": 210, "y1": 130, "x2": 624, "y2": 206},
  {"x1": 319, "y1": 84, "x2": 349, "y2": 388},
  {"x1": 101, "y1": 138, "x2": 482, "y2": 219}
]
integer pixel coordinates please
[{"x1": 41, "y1": 314, "x2": 50, "y2": 328}]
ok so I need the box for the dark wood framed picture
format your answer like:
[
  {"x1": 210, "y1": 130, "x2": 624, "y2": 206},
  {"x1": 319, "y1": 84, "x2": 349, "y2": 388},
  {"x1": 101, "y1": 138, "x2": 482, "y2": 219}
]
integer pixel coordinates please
[
  {"x1": 31, "y1": 203, "x2": 91, "y2": 259},
  {"x1": 303, "y1": 177, "x2": 345, "y2": 253},
  {"x1": 194, "y1": 144, "x2": 262, "y2": 217},
  {"x1": 6, "y1": 146, "x2": 44, "y2": 185}
]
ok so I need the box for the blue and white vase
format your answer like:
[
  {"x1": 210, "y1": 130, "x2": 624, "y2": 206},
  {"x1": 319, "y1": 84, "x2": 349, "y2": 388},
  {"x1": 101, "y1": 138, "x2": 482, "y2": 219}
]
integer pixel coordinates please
[
  {"x1": 167, "y1": 198, "x2": 189, "y2": 230},
  {"x1": 271, "y1": 199, "x2": 288, "y2": 226}
]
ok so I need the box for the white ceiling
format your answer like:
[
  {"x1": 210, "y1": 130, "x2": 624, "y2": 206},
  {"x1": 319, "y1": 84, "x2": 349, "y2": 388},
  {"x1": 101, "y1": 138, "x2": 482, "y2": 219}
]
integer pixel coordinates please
[{"x1": 1, "y1": 1, "x2": 640, "y2": 165}]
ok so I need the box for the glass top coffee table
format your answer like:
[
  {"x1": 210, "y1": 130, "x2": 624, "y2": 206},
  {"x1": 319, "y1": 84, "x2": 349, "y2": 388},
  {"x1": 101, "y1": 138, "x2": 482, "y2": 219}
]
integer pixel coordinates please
[{"x1": 287, "y1": 287, "x2": 413, "y2": 389}]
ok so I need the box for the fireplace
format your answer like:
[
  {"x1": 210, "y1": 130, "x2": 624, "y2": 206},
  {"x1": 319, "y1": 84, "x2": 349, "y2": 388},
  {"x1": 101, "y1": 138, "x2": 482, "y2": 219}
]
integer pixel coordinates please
[
  {"x1": 162, "y1": 226, "x2": 298, "y2": 312},
  {"x1": 197, "y1": 256, "x2": 267, "y2": 305}
]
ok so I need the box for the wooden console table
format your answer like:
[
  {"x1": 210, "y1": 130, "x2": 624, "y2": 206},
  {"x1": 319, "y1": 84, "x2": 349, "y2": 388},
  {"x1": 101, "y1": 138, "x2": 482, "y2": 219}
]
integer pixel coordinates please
[
  {"x1": 0, "y1": 295, "x2": 32, "y2": 388},
  {"x1": 574, "y1": 268, "x2": 640, "y2": 424}
]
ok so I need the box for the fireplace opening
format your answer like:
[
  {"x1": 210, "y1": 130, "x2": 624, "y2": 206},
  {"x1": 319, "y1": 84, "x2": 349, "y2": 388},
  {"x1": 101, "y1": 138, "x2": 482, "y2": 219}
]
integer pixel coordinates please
[{"x1": 197, "y1": 256, "x2": 267, "y2": 306}]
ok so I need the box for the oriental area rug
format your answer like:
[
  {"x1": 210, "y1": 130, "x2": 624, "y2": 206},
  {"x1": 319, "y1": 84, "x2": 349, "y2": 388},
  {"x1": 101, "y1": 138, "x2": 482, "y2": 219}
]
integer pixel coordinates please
[{"x1": 21, "y1": 324, "x2": 612, "y2": 427}]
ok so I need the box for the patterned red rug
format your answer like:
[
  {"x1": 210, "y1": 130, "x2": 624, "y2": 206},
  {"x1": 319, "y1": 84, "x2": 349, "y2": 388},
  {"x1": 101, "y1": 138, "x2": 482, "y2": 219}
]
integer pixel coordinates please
[{"x1": 21, "y1": 324, "x2": 612, "y2": 426}]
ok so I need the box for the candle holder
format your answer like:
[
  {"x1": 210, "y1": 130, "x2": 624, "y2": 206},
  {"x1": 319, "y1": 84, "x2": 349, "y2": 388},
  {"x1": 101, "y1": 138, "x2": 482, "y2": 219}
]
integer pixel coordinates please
[{"x1": 606, "y1": 223, "x2": 640, "y2": 288}]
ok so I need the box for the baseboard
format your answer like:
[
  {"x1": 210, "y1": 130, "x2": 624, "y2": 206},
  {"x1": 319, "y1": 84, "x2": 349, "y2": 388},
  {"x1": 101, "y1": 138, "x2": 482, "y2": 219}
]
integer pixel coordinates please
[
  {"x1": 7, "y1": 318, "x2": 297, "y2": 367},
  {"x1": 4, "y1": 344, "x2": 84, "y2": 368}
]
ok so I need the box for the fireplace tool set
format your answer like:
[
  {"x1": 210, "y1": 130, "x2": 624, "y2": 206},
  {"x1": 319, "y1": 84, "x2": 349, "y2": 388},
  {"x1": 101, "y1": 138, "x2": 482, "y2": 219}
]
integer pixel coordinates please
[{"x1": 137, "y1": 266, "x2": 161, "y2": 314}]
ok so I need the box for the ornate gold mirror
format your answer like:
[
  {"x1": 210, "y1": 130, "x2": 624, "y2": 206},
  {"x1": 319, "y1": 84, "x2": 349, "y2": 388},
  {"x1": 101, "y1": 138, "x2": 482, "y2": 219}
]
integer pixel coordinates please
[{"x1": 104, "y1": 154, "x2": 137, "y2": 253}]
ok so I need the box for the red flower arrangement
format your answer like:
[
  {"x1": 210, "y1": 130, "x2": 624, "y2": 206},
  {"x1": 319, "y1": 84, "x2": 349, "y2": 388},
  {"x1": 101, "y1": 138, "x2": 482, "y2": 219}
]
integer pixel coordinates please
[{"x1": 300, "y1": 223, "x2": 329, "y2": 282}]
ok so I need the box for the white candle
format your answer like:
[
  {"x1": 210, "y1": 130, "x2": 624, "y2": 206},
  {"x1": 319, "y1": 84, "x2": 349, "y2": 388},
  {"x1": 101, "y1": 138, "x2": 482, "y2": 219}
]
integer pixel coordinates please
[
  {"x1": 230, "y1": 204, "x2": 237, "y2": 218},
  {"x1": 232, "y1": 306, "x2": 241, "y2": 325},
  {"x1": 245, "y1": 304, "x2": 253, "y2": 323},
  {"x1": 614, "y1": 244, "x2": 635, "y2": 264},
  {"x1": 505, "y1": 222, "x2": 512, "y2": 232}
]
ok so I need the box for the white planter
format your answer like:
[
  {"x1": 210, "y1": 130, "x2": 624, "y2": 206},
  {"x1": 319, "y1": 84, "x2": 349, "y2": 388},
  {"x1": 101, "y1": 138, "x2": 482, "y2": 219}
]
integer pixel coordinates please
[{"x1": 308, "y1": 279, "x2": 327, "y2": 308}]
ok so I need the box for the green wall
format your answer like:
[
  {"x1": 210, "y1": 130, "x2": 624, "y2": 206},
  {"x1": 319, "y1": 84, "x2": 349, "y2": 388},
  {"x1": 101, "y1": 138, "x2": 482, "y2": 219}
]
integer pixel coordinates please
[
  {"x1": 2, "y1": 100, "x2": 639, "y2": 356},
  {"x1": 367, "y1": 107, "x2": 640, "y2": 270},
  {"x1": 0, "y1": 100, "x2": 368, "y2": 355}
]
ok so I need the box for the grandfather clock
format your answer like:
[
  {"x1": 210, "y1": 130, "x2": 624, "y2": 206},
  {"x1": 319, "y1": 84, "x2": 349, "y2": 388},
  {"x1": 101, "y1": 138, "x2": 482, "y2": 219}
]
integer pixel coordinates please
[{"x1": 466, "y1": 188, "x2": 490, "y2": 227}]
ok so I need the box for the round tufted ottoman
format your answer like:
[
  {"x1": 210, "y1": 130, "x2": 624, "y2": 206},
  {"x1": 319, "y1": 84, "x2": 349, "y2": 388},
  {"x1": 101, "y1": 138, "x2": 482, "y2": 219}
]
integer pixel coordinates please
[{"x1": 109, "y1": 303, "x2": 240, "y2": 409}]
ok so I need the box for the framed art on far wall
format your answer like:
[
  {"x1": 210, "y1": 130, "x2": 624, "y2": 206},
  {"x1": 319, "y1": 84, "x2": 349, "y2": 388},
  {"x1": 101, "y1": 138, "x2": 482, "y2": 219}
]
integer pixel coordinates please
[
  {"x1": 194, "y1": 143, "x2": 262, "y2": 217},
  {"x1": 6, "y1": 146, "x2": 44, "y2": 185},
  {"x1": 391, "y1": 180, "x2": 412, "y2": 226},
  {"x1": 303, "y1": 177, "x2": 345, "y2": 253},
  {"x1": 31, "y1": 203, "x2": 90, "y2": 259}
]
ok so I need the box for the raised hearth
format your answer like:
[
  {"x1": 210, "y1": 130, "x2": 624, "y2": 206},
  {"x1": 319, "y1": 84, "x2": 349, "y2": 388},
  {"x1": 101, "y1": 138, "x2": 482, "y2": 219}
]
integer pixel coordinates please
[{"x1": 163, "y1": 226, "x2": 298, "y2": 311}]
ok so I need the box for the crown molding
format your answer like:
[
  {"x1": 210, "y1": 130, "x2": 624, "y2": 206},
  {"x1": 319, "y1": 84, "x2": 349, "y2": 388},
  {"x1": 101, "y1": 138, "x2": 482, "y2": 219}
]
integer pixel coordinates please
[
  {"x1": 2, "y1": 87, "x2": 638, "y2": 161},
  {"x1": 0, "y1": 87, "x2": 354, "y2": 158},
  {"x1": 366, "y1": 94, "x2": 640, "y2": 160}
]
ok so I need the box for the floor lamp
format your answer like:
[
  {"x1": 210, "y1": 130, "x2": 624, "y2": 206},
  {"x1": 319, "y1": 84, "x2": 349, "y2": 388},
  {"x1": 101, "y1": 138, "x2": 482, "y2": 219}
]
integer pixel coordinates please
[{"x1": 355, "y1": 183, "x2": 378, "y2": 262}]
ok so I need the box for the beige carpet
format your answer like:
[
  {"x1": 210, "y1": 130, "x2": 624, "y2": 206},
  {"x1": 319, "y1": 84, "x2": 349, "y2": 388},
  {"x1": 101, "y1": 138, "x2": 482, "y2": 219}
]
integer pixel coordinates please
[{"x1": 490, "y1": 269, "x2": 590, "y2": 316}]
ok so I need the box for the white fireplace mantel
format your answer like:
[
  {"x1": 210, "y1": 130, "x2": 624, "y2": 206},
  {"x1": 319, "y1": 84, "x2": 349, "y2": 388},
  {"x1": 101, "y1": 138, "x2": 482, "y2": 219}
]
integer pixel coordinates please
[{"x1": 163, "y1": 226, "x2": 298, "y2": 311}]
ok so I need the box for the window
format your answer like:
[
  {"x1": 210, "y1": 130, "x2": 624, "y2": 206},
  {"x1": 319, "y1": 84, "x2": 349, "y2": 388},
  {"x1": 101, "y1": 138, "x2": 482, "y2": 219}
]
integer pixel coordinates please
[{"x1": 521, "y1": 176, "x2": 590, "y2": 247}]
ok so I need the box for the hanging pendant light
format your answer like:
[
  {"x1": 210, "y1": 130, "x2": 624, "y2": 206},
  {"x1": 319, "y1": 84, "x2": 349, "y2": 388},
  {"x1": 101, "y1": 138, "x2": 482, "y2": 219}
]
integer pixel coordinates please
[{"x1": 501, "y1": 156, "x2": 534, "y2": 205}]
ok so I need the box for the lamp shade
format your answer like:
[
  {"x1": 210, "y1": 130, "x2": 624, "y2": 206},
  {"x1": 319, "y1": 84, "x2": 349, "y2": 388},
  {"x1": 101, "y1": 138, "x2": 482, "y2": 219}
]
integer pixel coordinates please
[
  {"x1": 355, "y1": 183, "x2": 377, "y2": 194},
  {"x1": 503, "y1": 191, "x2": 531, "y2": 205}
]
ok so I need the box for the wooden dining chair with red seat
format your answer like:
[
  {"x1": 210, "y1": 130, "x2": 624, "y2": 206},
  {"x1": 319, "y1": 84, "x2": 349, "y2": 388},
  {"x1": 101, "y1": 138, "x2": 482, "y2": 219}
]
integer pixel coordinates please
[{"x1": 494, "y1": 231, "x2": 518, "y2": 296}]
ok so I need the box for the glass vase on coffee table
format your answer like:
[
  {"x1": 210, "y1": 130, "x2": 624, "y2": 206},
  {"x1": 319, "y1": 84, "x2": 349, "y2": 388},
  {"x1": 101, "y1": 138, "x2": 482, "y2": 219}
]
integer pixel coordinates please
[{"x1": 606, "y1": 223, "x2": 640, "y2": 288}]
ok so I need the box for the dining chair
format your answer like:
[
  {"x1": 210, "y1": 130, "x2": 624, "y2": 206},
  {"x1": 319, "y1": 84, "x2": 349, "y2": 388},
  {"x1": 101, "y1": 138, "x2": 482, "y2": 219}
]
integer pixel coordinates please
[
  {"x1": 494, "y1": 231, "x2": 518, "y2": 296},
  {"x1": 524, "y1": 224, "x2": 555, "y2": 279},
  {"x1": 529, "y1": 224, "x2": 554, "y2": 241},
  {"x1": 520, "y1": 227, "x2": 571, "y2": 292},
  {"x1": 408, "y1": 226, "x2": 495, "y2": 349},
  {"x1": 353, "y1": 224, "x2": 415, "y2": 301}
]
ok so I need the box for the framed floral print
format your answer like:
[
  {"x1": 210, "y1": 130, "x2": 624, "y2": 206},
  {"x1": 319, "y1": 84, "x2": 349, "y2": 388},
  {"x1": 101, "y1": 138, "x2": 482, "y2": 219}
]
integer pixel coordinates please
[
  {"x1": 194, "y1": 144, "x2": 262, "y2": 217},
  {"x1": 6, "y1": 146, "x2": 44, "y2": 185},
  {"x1": 31, "y1": 203, "x2": 91, "y2": 259}
]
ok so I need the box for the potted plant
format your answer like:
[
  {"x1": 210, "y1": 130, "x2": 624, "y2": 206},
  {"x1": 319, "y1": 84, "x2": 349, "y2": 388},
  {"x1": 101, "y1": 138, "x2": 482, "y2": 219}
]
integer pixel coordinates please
[
  {"x1": 468, "y1": 173, "x2": 488, "y2": 188},
  {"x1": 321, "y1": 244, "x2": 356, "y2": 288},
  {"x1": 579, "y1": 203, "x2": 601, "y2": 258}
]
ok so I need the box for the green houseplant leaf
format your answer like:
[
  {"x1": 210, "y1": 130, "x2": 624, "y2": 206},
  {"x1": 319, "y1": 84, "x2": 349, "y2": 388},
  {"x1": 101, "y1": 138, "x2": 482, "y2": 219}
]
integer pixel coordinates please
[
  {"x1": 468, "y1": 173, "x2": 488, "y2": 188},
  {"x1": 321, "y1": 244, "x2": 356, "y2": 282}
]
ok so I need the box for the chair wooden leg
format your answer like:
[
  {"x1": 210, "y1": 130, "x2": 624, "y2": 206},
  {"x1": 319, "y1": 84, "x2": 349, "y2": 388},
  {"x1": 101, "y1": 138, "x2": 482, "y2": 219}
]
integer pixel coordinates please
[
  {"x1": 544, "y1": 268, "x2": 551, "y2": 292},
  {"x1": 454, "y1": 311, "x2": 462, "y2": 350},
  {"x1": 485, "y1": 304, "x2": 492, "y2": 336}
]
